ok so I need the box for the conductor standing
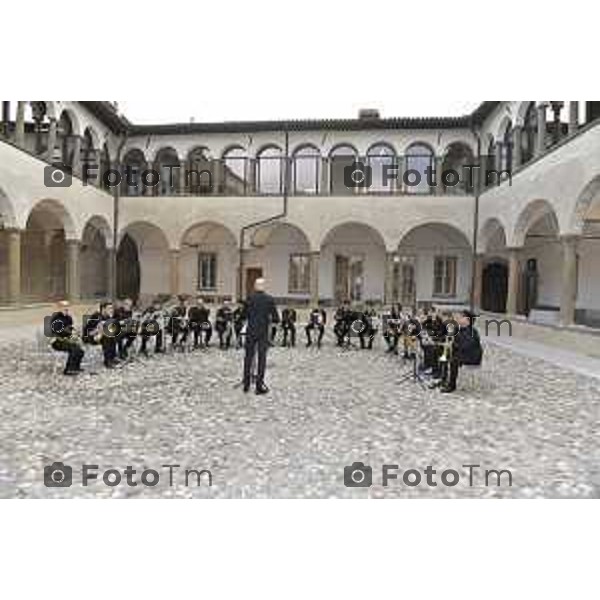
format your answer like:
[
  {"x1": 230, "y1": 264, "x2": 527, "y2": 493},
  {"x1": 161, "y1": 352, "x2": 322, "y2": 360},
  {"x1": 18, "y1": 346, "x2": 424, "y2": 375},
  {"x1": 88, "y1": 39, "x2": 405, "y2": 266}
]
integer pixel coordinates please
[{"x1": 242, "y1": 278, "x2": 279, "y2": 394}]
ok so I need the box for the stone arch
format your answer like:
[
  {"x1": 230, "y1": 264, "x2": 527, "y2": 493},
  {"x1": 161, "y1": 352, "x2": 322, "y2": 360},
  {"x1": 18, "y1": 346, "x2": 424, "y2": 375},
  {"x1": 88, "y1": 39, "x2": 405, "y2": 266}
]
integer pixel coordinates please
[
  {"x1": 180, "y1": 221, "x2": 239, "y2": 298},
  {"x1": 58, "y1": 107, "x2": 82, "y2": 137},
  {"x1": 80, "y1": 215, "x2": 111, "y2": 299},
  {"x1": 479, "y1": 217, "x2": 508, "y2": 254},
  {"x1": 0, "y1": 186, "x2": 17, "y2": 228},
  {"x1": 20, "y1": 199, "x2": 77, "y2": 301},
  {"x1": 23, "y1": 199, "x2": 77, "y2": 239},
  {"x1": 513, "y1": 199, "x2": 559, "y2": 247},
  {"x1": 571, "y1": 174, "x2": 600, "y2": 234},
  {"x1": 119, "y1": 221, "x2": 171, "y2": 302},
  {"x1": 246, "y1": 222, "x2": 313, "y2": 300},
  {"x1": 320, "y1": 221, "x2": 387, "y2": 303},
  {"x1": 397, "y1": 222, "x2": 473, "y2": 306}
]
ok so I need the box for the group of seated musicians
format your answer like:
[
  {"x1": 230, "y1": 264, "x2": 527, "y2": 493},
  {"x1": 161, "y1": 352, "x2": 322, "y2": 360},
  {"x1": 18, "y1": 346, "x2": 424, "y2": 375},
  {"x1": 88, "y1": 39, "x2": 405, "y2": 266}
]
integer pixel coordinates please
[
  {"x1": 47, "y1": 296, "x2": 482, "y2": 392},
  {"x1": 382, "y1": 304, "x2": 483, "y2": 393}
]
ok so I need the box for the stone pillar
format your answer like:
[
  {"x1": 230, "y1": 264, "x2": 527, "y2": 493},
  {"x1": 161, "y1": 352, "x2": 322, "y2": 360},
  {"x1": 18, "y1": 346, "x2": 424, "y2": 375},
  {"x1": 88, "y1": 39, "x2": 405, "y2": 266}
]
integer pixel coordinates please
[
  {"x1": 6, "y1": 229, "x2": 21, "y2": 304},
  {"x1": 179, "y1": 161, "x2": 187, "y2": 195},
  {"x1": 213, "y1": 159, "x2": 223, "y2": 194},
  {"x1": 145, "y1": 161, "x2": 155, "y2": 196},
  {"x1": 1, "y1": 101, "x2": 9, "y2": 137},
  {"x1": 309, "y1": 251, "x2": 320, "y2": 306},
  {"x1": 559, "y1": 235, "x2": 579, "y2": 326},
  {"x1": 472, "y1": 254, "x2": 484, "y2": 310},
  {"x1": 435, "y1": 155, "x2": 445, "y2": 195},
  {"x1": 45, "y1": 118, "x2": 58, "y2": 162},
  {"x1": 320, "y1": 157, "x2": 329, "y2": 195},
  {"x1": 246, "y1": 158, "x2": 256, "y2": 195},
  {"x1": 384, "y1": 252, "x2": 397, "y2": 304},
  {"x1": 170, "y1": 249, "x2": 180, "y2": 297},
  {"x1": 65, "y1": 239, "x2": 81, "y2": 301},
  {"x1": 569, "y1": 101, "x2": 579, "y2": 135},
  {"x1": 536, "y1": 102, "x2": 547, "y2": 156},
  {"x1": 512, "y1": 125, "x2": 522, "y2": 169},
  {"x1": 495, "y1": 141, "x2": 503, "y2": 173},
  {"x1": 71, "y1": 135, "x2": 82, "y2": 177},
  {"x1": 107, "y1": 247, "x2": 116, "y2": 300},
  {"x1": 506, "y1": 248, "x2": 520, "y2": 315},
  {"x1": 15, "y1": 101, "x2": 25, "y2": 147}
]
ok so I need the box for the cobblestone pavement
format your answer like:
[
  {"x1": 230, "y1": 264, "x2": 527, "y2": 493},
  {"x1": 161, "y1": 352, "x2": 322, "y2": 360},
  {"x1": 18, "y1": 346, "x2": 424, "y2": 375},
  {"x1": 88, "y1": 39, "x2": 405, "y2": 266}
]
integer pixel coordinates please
[{"x1": 1, "y1": 330, "x2": 600, "y2": 499}]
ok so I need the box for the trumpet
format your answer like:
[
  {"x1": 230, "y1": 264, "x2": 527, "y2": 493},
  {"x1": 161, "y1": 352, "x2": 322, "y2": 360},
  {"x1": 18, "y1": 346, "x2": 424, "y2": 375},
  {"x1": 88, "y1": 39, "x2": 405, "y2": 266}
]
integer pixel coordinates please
[{"x1": 438, "y1": 336, "x2": 453, "y2": 363}]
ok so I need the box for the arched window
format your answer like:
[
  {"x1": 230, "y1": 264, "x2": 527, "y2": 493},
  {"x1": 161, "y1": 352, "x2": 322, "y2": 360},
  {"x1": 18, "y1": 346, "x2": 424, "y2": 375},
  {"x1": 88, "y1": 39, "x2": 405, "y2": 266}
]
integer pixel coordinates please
[
  {"x1": 293, "y1": 145, "x2": 320, "y2": 194},
  {"x1": 502, "y1": 122, "x2": 513, "y2": 173},
  {"x1": 329, "y1": 144, "x2": 357, "y2": 195},
  {"x1": 188, "y1": 147, "x2": 212, "y2": 195},
  {"x1": 441, "y1": 142, "x2": 475, "y2": 195},
  {"x1": 81, "y1": 128, "x2": 97, "y2": 183},
  {"x1": 100, "y1": 144, "x2": 111, "y2": 191},
  {"x1": 122, "y1": 149, "x2": 147, "y2": 196},
  {"x1": 257, "y1": 146, "x2": 283, "y2": 194},
  {"x1": 522, "y1": 102, "x2": 537, "y2": 165},
  {"x1": 367, "y1": 143, "x2": 396, "y2": 193},
  {"x1": 154, "y1": 147, "x2": 179, "y2": 195},
  {"x1": 404, "y1": 143, "x2": 434, "y2": 194},
  {"x1": 57, "y1": 111, "x2": 74, "y2": 167},
  {"x1": 222, "y1": 147, "x2": 247, "y2": 194}
]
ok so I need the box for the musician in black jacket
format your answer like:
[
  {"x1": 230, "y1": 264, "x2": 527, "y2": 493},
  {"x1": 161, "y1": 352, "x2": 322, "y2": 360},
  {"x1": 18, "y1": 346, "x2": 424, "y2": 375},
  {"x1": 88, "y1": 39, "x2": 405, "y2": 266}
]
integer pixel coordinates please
[
  {"x1": 383, "y1": 303, "x2": 402, "y2": 354},
  {"x1": 139, "y1": 298, "x2": 165, "y2": 356},
  {"x1": 115, "y1": 298, "x2": 137, "y2": 360},
  {"x1": 170, "y1": 295, "x2": 189, "y2": 350},
  {"x1": 333, "y1": 302, "x2": 350, "y2": 347},
  {"x1": 440, "y1": 310, "x2": 483, "y2": 393},
  {"x1": 188, "y1": 296, "x2": 212, "y2": 349},
  {"x1": 215, "y1": 299, "x2": 234, "y2": 349},
  {"x1": 280, "y1": 307, "x2": 297, "y2": 347},
  {"x1": 242, "y1": 278, "x2": 279, "y2": 394},
  {"x1": 358, "y1": 307, "x2": 377, "y2": 350},
  {"x1": 233, "y1": 301, "x2": 247, "y2": 349},
  {"x1": 305, "y1": 306, "x2": 326, "y2": 348},
  {"x1": 99, "y1": 302, "x2": 120, "y2": 368},
  {"x1": 48, "y1": 300, "x2": 85, "y2": 375}
]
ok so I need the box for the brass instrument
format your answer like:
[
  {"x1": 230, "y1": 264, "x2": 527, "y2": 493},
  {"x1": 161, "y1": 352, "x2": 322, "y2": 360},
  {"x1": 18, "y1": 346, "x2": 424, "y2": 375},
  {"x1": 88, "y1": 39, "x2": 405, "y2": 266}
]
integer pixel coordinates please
[{"x1": 438, "y1": 336, "x2": 454, "y2": 363}]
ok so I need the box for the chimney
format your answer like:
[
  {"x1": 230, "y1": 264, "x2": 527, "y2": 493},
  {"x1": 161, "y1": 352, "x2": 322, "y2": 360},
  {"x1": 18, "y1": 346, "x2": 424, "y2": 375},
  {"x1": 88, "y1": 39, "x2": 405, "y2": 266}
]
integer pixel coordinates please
[{"x1": 358, "y1": 108, "x2": 380, "y2": 119}]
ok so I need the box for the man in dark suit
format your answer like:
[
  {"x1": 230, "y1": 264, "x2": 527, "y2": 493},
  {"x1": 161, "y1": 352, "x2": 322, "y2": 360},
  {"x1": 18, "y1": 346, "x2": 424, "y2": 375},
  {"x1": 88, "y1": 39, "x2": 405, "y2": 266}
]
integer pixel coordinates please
[
  {"x1": 48, "y1": 300, "x2": 85, "y2": 375},
  {"x1": 441, "y1": 310, "x2": 483, "y2": 393},
  {"x1": 242, "y1": 278, "x2": 279, "y2": 394}
]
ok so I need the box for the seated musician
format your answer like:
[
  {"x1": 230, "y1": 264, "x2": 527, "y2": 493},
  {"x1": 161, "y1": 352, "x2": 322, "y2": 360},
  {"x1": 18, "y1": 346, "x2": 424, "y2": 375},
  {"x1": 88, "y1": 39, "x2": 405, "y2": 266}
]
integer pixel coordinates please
[
  {"x1": 440, "y1": 310, "x2": 483, "y2": 394},
  {"x1": 115, "y1": 298, "x2": 137, "y2": 360},
  {"x1": 170, "y1": 295, "x2": 190, "y2": 351},
  {"x1": 139, "y1": 298, "x2": 165, "y2": 356},
  {"x1": 384, "y1": 303, "x2": 402, "y2": 354},
  {"x1": 215, "y1": 299, "x2": 234, "y2": 349},
  {"x1": 358, "y1": 306, "x2": 377, "y2": 350},
  {"x1": 233, "y1": 301, "x2": 247, "y2": 349},
  {"x1": 188, "y1": 296, "x2": 212, "y2": 349},
  {"x1": 420, "y1": 309, "x2": 444, "y2": 375},
  {"x1": 305, "y1": 306, "x2": 326, "y2": 348},
  {"x1": 99, "y1": 302, "x2": 120, "y2": 369},
  {"x1": 280, "y1": 306, "x2": 297, "y2": 347},
  {"x1": 333, "y1": 301, "x2": 350, "y2": 347},
  {"x1": 48, "y1": 300, "x2": 85, "y2": 376}
]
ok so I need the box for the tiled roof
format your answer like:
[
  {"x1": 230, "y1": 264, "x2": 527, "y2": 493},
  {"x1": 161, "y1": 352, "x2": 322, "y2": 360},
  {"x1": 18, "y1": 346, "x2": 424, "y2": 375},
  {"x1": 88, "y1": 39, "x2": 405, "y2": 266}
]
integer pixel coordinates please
[{"x1": 80, "y1": 101, "x2": 501, "y2": 135}]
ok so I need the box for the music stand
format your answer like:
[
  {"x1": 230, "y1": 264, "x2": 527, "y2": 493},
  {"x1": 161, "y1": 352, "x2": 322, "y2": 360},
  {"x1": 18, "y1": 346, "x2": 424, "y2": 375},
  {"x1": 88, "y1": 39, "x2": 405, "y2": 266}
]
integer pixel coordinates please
[{"x1": 397, "y1": 337, "x2": 429, "y2": 389}]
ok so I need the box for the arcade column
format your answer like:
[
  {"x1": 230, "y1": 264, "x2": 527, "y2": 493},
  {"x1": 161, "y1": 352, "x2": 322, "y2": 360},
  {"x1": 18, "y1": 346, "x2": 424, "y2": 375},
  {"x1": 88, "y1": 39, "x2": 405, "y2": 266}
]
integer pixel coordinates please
[
  {"x1": 505, "y1": 248, "x2": 520, "y2": 315},
  {"x1": 559, "y1": 235, "x2": 579, "y2": 326}
]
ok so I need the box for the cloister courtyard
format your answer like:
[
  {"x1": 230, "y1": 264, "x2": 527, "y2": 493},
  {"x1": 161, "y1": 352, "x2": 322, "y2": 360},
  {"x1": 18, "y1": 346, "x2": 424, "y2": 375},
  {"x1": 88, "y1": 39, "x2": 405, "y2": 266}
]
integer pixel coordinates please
[{"x1": 1, "y1": 306, "x2": 599, "y2": 499}]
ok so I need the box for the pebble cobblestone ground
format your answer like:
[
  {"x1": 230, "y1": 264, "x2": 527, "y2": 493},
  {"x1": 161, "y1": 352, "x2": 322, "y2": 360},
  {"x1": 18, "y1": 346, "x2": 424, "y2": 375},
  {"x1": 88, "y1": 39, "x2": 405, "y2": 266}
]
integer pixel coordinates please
[{"x1": 1, "y1": 329, "x2": 599, "y2": 498}]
